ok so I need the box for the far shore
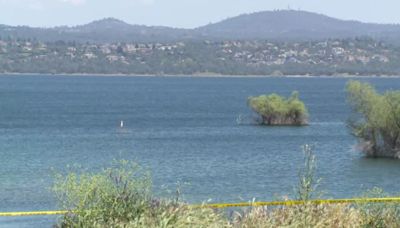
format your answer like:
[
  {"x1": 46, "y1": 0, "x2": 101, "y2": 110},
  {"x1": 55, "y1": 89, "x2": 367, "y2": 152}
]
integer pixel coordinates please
[{"x1": 1, "y1": 72, "x2": 400, "y2": 78}]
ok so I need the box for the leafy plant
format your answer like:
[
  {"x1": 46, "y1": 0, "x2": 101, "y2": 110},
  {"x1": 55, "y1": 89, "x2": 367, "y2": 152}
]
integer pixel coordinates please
[
  {"x1": 296, "y1": 144, "x2": 320, "y2": 201},
  {"x1": 346, "y1": 80, "x2": 400, "y2": 158},
  {"x1": 53, "y1": 161, "x2": 229, "y2": 228},
  {"x1": 248, "y1": 91, "x2": 308, "y2": 126}
]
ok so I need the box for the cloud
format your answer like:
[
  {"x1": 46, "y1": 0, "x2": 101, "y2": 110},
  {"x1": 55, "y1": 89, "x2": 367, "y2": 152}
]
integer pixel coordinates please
[
  {"x1": 0, "y1": 0, "x2": 86, "y2": 7},
  {"x1": 28, "y1": 1, "x2": 45, "y2": 10},
  {"x1": 60, "y1": 0, "x2": 86, "y2": 6},
  {"x1": 138, "y1": 0, "x2": 155, "y2": 4},
  {"x1": 0, "y1": 0, "x2": 45, "y2": 10},
  {"x1": 128, "y1": 0, "x2": 155, "y2": 6},
  {"x1": 58, "y1": 0, "x2": 155, "y2": 7}
]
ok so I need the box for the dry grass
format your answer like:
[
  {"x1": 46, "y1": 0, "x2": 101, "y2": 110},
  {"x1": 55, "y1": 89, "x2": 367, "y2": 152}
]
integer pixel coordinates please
[{"x1": 232, "y1": 204, "x2": 363, "y2": 228}]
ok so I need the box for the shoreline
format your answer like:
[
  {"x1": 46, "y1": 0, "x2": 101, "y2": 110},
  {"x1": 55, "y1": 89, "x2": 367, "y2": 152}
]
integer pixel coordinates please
[{"x1": 1, "y1": 72, "x2": 400, "y2": 78}]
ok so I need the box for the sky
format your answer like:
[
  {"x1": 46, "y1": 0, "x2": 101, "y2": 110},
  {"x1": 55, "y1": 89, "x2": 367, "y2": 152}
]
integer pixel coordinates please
[{"x1": 0, "y1": 0, "x2": 399, "y2": 28}]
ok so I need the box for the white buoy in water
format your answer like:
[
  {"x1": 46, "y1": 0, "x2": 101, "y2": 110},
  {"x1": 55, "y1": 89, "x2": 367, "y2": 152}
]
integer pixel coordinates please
[{"x1": 120, "y1": 120, "x2": 124, "y2": 128}]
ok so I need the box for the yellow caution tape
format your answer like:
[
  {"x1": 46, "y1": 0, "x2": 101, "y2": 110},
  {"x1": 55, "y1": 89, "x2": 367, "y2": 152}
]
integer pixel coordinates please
[
  {"x1": 195, "y1": 197, "x2": 400, "y2": 209},
  {"x1": 2, "y1": 197, "x2": 400, "y2": 217},
  {"x1": 0, "y1": 210, "x2": 68, "y2": 217}
]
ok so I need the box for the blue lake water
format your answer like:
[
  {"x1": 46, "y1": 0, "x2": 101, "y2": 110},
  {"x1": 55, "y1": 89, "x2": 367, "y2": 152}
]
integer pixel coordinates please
[{"x1": 0, "y1": 75, "x2": 399, "y2": 227}]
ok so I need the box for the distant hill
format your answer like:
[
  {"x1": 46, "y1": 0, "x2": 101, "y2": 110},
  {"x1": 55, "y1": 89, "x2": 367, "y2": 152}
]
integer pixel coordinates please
[
  {"x1": 1, "y1": 10, "x2": 400, "y2": 43},
  {"x1": 58, "y1": 18, "x2": 194, "y2": 42},
  {"x1": 0, "y1": 18, "x2": 193, "y2": 43},
  {"x1": 196, "y1": 10, "x2": 400, "y2": 41}
]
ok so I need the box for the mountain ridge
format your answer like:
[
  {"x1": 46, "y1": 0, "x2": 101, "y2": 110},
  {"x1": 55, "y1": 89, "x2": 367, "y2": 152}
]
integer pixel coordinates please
[
  {"x1": 196, "y1": 10, "x2": 400, "y2": 40},
  {"x1": 2, "y1": 10, "x2": 400, "y2": 43}
]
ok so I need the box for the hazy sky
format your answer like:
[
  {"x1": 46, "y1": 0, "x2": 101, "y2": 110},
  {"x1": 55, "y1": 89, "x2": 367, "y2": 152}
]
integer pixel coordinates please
[{"x1": 0, "y1": 0, "x2": 399, "y2": 28}]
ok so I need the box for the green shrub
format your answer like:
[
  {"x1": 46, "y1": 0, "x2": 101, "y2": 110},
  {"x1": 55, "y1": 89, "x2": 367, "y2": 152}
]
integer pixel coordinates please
[
  {"x1": 52, "y1": 161, "x2": 229, "y2": 228},
  {"x1": 248, "y1": 91, "x2": 308, "y2": 126},
  {"x1": 346, "y1": 80, "x2": 400, "y2": 158},
  {"x1": 53, "y1": 161, "x2": 152, "y2": 227}
]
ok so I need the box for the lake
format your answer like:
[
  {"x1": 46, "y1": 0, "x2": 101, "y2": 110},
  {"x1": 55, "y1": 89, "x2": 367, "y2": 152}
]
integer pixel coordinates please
[{"x1": 0, "y1": 75, "x2": 399, "y2": 227}]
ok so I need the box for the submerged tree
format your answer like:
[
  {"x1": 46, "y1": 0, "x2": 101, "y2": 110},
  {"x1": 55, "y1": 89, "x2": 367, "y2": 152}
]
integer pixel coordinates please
[
  {"x1": 346, "y1": 80, "x2": 400, "y2": 158},
  {"x1": 247, "y1": 91, "x2": 308, "y2": 126}
]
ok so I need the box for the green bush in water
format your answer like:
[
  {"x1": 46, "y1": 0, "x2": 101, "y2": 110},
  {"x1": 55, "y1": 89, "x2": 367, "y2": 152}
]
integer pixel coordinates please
[
  {"x1": 346, "y1": 80, "x2": 400, "y2": 158},
  {"x1": 248, "y1": 91, "x2": 308, "y2": 126}
]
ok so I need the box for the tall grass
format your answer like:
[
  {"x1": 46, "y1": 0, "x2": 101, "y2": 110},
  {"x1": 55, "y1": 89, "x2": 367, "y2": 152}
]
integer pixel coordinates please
[
  {"x1": 296, "y1": 144, "x2": 320, "y2": 201},
  {"x1": 53, "y1": 161, "x2": 229, "y2": 227},
  {"x1": 53, "y1": 148, "x2": 400, "y2": 227}
]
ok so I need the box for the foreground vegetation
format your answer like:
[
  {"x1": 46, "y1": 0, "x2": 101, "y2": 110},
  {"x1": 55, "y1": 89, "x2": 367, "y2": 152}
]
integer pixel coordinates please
[
  {"x1": 346, "y1": 80, "x2": 400, "y2": 158},
  {"x1": 53, "y1": 147, "x2": 400, "y2": 227},
  {"x1": 53, "y1": 161, "x2": 229, "y2": 227},
  {"x1": 248, "y1": 91, "x2": 308, "y2": 126}
]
